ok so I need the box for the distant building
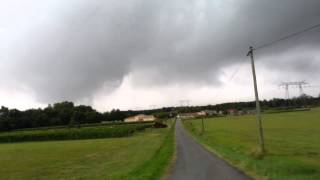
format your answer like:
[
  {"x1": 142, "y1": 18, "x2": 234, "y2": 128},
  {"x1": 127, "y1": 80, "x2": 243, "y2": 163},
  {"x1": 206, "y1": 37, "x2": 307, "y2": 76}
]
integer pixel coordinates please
[
  {"x1": 238, "y1": 110, "x2": 245, "y2": 116},
  {"x1": 177, "y1": 113, "x2": 197, "y2": 119},
  {"x1": 204, "y1": 110, "x2": 218, "y2": 116},
  {"x1": 124, "y1": 114, "x2": 156, "y2": 122},
  {"x1": 178, "y1": 111, "x2": 207, "y2": 119},
  {"x1": 197, "y1": 111, "x2": 207, "y2": 116},
  {"x1": 227, "y1": 109, "x2": 238, "y2": 115},
  {"x1": 246, "y1": 110, "x2": 256, "y2": 115}
]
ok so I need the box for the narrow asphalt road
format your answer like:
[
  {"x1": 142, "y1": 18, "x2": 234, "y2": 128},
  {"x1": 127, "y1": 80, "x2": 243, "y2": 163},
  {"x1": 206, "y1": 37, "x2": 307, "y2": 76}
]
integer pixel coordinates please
[{"x1": 168, "y1": 120, "x2": 252, "y2": 180}]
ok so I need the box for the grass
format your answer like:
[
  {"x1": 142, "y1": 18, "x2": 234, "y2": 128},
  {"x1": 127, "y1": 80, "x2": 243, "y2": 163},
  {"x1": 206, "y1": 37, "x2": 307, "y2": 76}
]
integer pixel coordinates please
[
  {"x1": 122, "y1": 119, "x2": 176, "y2": 180},
  {"x1": 0, "y1": 123, "x2": 153, "y2": 143},
  {"x1": 0, "y1": 121, "x2": 175, "y2": 180},
  {"x1": 183, "y1": 107, "x2": 320, "y2": 180}
]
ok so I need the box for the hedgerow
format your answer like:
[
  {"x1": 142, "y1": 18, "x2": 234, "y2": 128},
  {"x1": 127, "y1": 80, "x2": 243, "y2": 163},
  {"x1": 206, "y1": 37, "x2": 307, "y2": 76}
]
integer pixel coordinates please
[{"x1": 0, "y1": 123, "x2": 153, "y2": 143}]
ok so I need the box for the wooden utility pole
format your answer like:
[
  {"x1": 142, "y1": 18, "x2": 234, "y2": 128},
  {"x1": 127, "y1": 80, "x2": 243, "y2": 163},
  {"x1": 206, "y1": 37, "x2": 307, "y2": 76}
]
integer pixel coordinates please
[
  {"x1": 247, "y1": 46, "x2": 265, "y2": 154},
  {"x1": 201, "y1": 118, "x2": 205, "y2": 134}
]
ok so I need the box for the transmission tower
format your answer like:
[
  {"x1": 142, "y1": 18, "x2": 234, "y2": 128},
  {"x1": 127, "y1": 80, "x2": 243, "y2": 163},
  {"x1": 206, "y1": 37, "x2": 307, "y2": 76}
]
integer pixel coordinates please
[
  {"x1": 149, "y1": 105, "x2": 158, "y2": 110},
  {"x1": 279, "y1": 81, "x2": 309, "y2": 99},
  {"x1": 179, "y1": 99, "x2": 190, "y2": 107}
]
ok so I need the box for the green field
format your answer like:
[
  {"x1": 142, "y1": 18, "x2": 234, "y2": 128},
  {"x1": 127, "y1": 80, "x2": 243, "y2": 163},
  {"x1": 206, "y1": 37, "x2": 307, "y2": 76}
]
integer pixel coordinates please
[
  {"x1": 0, "y1": 121, "x2": 175, "y2": 180},
  {"x1": 183, "y1": 107, "x2": 320, "y2": 180}
]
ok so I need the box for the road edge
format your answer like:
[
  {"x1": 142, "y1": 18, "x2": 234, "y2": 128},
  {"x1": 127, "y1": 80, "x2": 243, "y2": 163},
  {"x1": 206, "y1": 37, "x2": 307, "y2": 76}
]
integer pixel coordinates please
[
  {"x1": 161, "y1": 119, "x2": 177, "y2": 180},
  {"x1": 181, "y1": 120, "x2": 265, "y2": 180}
]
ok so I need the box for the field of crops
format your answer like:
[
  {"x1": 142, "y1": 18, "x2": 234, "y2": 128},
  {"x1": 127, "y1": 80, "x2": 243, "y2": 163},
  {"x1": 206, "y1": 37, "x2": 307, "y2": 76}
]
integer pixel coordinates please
[
  {"x1": 183, "y1": 107, "x2": 320, "y2": 180},
  {"x1": 0, "y1": 123, "x2": 153, "y2": 143},
  {"x1": 0, "y1": 120, "x2": 175, "y2": 180}
]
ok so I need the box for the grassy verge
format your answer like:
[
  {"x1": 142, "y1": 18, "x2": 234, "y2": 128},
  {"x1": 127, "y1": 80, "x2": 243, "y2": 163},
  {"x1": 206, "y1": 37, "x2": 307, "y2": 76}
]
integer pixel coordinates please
[
  {"x1": 121, "y1": 119, "x2": 176, "y2": 180},
  {"x1": 0, "y1": 121, "x2": 175, "y2": 180},
  {"x1": 0, "y1": 123, "x2": 153, "y2": 143},
  {"x1": 183, "y1": 107, "x2": 320, "y2": 180}
]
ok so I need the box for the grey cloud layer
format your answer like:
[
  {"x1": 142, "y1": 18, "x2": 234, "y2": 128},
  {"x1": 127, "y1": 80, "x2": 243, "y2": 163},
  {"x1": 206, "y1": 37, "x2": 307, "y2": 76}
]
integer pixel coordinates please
[{"x1": 1, "y1": 0, "x2": 320, "y2": 103}]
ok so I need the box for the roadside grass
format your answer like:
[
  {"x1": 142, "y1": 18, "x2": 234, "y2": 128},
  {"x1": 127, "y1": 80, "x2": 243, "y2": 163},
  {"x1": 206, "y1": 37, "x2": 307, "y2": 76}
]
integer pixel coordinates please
[
  {"x1": 121, "y1": 119, "x2": 176, "y2": 180},
  {"x1": 183, "y1": 107, "x2": 320, "y2": 180},
  {"x1": 0, "y1": 121, "x2": 175, "y2": 180}
]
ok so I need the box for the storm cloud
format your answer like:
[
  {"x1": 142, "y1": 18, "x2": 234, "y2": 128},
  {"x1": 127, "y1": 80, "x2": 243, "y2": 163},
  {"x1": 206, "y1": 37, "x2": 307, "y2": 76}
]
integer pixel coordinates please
[{"x1": 1, "y1": 0, "x2": 320, "y2": 105}]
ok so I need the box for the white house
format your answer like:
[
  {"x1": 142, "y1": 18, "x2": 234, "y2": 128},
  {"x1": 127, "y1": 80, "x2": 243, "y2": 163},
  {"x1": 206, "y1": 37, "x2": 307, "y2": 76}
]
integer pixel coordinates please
[{"x1": 124, "y1": 114, "x2": 156, "y2": 122}]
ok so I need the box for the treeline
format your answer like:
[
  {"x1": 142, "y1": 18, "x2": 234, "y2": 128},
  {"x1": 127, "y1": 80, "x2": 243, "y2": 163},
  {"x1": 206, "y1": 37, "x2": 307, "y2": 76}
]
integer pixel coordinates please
[
  {"x1": 0, "y1": 102, "x2": 134, "y2": 132},
  {"x1": 173, "y1": 94, "x2": 320, "y2": 113},
  {"x1": 1, "y1": 94, "x2": 319, "y2": 132},
  {"x1": 0, "y1": 101, "x2": 174, "y2": 132}
]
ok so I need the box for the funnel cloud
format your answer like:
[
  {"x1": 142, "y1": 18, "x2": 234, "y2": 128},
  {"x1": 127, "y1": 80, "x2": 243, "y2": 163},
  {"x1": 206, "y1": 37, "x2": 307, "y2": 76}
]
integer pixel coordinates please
[{"x1": 0, "y1": 0, "x2": 320, "y2": 109}]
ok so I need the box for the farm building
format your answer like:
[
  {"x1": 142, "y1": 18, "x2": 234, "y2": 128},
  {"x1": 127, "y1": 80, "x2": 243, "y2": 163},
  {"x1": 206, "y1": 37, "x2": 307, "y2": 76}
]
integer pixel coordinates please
[
  {"x1": 227, "y1": 109, "x2": 238, "y2": 115},
  {"x1": 197, "y1": 111, "x2": 207, "y2": 116},
  {"x1": 124, "y1": 114, "x2": 156, "y2": 122},
  {"x1": 203, "y1": 110, "x2": 219, "y2": 116},
  {"x1": 178, "y1": 111, "x2": 207, "y2": 119},
  {"x1": 177, "y1": 113, "x2": 197, "y2": 119}
]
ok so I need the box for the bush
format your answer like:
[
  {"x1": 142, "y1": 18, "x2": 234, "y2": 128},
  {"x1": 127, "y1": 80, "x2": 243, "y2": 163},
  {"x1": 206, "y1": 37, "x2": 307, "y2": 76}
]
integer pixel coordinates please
[
  {"x1": 153, "y1": 122, "x2": 167, "y2": 128},
  {"x1": 0, "y1": 123, "x2": 153, "y2": 143}
]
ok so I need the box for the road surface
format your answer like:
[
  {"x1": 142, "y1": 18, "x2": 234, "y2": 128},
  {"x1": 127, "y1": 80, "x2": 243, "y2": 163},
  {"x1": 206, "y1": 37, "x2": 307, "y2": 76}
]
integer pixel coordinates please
[{"x1": 168, "y1": 120, "x2": 252, "y2": 180}]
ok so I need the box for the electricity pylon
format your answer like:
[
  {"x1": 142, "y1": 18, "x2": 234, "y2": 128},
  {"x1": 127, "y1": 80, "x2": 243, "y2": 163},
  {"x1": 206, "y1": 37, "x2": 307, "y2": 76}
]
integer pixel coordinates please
[{"x1": 279, "y1": 81, "x2": 309, "y2": 99}]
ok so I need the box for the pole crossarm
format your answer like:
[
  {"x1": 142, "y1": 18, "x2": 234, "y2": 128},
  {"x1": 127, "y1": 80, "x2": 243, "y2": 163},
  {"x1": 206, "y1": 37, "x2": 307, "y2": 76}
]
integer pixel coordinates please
[{"x1": 279, "y1": 81, "x2": 308, "y2": 86}]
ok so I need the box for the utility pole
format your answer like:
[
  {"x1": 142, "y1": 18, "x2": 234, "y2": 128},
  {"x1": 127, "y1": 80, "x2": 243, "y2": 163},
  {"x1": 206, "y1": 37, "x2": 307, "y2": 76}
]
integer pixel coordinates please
[
  {"x1": 179, "y1": 99, "x2": 190, "y2": 107},
  {"x1": 285, "y1": 84, "x2": 289, "y2": 99},
  {"x1": 298, "y1": 83, "x2": 304, "y2": 95},
  {"x1": 247, "y1": 46, "x2": 265, "y2": 154},
  {"x1": 201, "y1": 118, "x2": 205, "y2": 134}
]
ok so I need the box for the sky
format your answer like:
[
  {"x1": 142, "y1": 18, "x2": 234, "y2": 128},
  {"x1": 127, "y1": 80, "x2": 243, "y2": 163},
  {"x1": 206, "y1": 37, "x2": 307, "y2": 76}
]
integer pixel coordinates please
[{"x1": 0, "y1": 0, "x2": 320, "y2": 111}]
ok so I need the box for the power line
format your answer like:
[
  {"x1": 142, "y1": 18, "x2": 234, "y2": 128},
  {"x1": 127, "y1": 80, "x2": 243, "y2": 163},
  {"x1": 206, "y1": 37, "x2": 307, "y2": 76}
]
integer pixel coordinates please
[
  {"x1": 214, "y1": 23, "x2": 320, "y2": 105},
  {"x1": 226, "y1": 23, "x2": 320, "y2": 82},
  {"x1": 227, "y1": 59, "x2": 247, "y2": 82},
  {"x1": 255, "y1": 23, "x2": 320, "y2": 50},
  {"x1": 213, "y1": 59, "x2": 247, "y2": 101}
]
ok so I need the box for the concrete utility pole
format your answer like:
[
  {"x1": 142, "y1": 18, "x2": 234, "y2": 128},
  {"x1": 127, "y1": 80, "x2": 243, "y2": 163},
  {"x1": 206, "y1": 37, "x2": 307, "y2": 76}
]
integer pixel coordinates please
[{"x1": 247, "y1": 46, "x2": 265, "y2": 154}]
